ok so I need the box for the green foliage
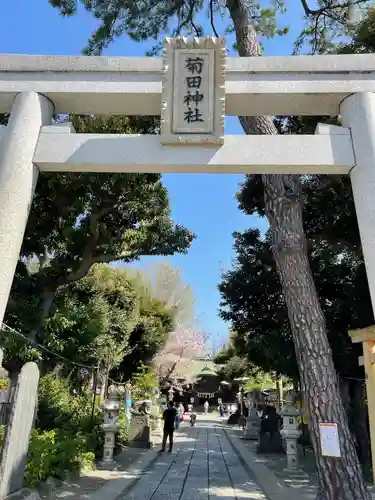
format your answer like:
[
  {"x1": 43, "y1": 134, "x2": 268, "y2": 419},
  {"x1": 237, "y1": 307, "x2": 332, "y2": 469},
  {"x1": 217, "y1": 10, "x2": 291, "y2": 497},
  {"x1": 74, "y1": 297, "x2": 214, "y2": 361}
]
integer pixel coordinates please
[
  {"x1": 42, "y1": 264, "x2": 139, "y2": 373},
  {"x1": 219, "y1": 184, "x2": 368, "y2": 380},
  {"x1": 219, "y1": 228, "x2": 297, "y2": 378},
  {"x1": 115, "y1": 282, "x2": 174, "y2": 380},
  {"x1": 25, "y1": 429, "x2": 95, "y2": 487},
  {"x1": 218, "y1": 10, "x2": 375, "y2": 380},
  {"x1": 0, "y1": 378, "x2": 8, "y2": 390},
  {"x1": 116, "y1": 409, "x2": 129, "y2": 453},
  {"x1": 337, "y1": 6, "x2": 375, "y2": 53},
  {"x1": 131, "y1": 365, "x2": 158, "y2": 400},
  {"x1": 292, "y1": 1, "x2": 372, "y2": 54},
  {"x1": 36, "y1": 374, "x2": 104, "y2": 454},
  {"x1": 3, "y1": 114, "x2": 194, "y2": 371},
  {"x1": 213, "y1": 345, "x2": 234, "y2": 365},
  {"x1": 216, "y1": 354, "x2": 251, "y2": 382},
  {"x1": 220, "y1": 156, "x2": 369, "y2": 381},
  {"x1": 214, "y1": 340, "x2": 277, "y2": 388},
  {"x1": 0, "y1": 424, "x2": 95, "y2": 487},
  {"x1": 48, "y1": 0, "x2": 288, "y2": 56},
  {"x1": 47, "y1": 0, "x2": 370, "y2": 59},
  {"x1": 36, "y1": 374, "x2": 72, "y2": 430},
  {"x1": 244, "y1": 372, "x2": 276, "y2": 391}
]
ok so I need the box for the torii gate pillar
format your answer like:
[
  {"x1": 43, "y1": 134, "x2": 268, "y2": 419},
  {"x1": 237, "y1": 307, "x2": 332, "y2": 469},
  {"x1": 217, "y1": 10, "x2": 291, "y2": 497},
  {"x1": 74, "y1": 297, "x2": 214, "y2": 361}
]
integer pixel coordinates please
[
  {"x1": 0, "y1": 91, "x2": 53, "y2": 326},
  {"x1": 341, "y1": 93, "x2": 375, "y2": 315},
  {"x1": 343, "y1": 93, "x2": 375, "y2": 483}
]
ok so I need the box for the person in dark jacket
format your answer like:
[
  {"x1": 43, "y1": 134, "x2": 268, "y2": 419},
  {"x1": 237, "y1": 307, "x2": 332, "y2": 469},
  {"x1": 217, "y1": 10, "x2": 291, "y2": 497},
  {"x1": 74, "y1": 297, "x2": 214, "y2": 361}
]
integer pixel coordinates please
[{"x1": 160, "y1": 401, "x2": 177, "y2": 453}]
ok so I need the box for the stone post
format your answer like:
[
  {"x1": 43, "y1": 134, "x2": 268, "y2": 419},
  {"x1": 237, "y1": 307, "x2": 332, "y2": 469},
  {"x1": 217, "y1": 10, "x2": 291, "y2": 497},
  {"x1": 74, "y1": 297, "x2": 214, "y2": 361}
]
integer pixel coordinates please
[
  {"x1": 150, "y1": 388, "x2": 162, "y2": 435},
  {"x1": 0, "y1": 350, "x2": 40, "y2": 499},
  {"x1": 100, "y1": 385, "x2": 121, "y2": 466},
  {"x1": 0, "y1": 92, "x2": 53, "y2": 326},
  {"x1": 280, "y1": 404, "x2": 301, "y2": 470}
]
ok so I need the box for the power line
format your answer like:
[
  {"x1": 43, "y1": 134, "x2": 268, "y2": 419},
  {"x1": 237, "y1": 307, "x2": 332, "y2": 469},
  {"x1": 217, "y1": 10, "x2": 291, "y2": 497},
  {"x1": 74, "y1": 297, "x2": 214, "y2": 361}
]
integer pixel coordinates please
[{"x1": 0, "y1": 322, "x2": 99, "y2": 371}]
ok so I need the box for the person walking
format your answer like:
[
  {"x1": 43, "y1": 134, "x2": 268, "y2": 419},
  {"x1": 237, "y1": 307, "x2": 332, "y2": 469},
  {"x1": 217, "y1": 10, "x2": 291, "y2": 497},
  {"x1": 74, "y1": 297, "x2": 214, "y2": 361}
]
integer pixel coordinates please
[
  {"x1": 204, "y1": 400, "x2": 209, "y2": 414},
  {"x1": 174, "y1": 401, "x2": 181, "y2": 430},
  {"x1": 219, "y1": 403, "x2": 224, "y2": 417},
  {"x1": 160, "y1": 401, "x2": 177, "y2": 453}
]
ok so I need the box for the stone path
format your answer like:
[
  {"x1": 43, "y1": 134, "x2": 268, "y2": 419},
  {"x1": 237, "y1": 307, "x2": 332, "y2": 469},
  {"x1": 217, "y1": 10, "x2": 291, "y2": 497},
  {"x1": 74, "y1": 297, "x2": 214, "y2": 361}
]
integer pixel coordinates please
[{"x1": 119, "y1": 418, "x2": 268, "y2": 500}]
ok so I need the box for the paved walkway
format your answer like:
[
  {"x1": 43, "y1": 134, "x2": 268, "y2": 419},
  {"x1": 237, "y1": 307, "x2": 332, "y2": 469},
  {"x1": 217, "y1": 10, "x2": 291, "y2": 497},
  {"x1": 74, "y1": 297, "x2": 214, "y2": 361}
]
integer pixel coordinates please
[{"x1": 119, "y1": 418, "x2": 268, "y2": 500}]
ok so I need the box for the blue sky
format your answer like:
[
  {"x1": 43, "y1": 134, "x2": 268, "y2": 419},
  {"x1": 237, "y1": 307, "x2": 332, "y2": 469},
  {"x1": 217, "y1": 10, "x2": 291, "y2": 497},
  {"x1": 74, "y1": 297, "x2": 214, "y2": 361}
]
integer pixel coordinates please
[{"x1": 0, "y1": 1, "x2": 305, "y2": 346}]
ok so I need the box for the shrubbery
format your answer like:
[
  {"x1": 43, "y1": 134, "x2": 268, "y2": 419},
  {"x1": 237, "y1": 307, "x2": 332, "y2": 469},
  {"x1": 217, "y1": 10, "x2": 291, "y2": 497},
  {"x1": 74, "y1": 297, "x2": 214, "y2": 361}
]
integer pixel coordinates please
[
  {"x1": 0, "y1": 374, "x2": 105, "y2": 487},
  {"x1": 36, "y1": 374, "x2": 104, "y2": 457},
  {"x1": 0, "y1": 425, "x2": 95, "y2": 487},
  {"x1": 0, "y1": 370, "x2": 156, "y2": 488},
  {"x1": 25, "y1": 429, "x2": 95, "y2": 486}
]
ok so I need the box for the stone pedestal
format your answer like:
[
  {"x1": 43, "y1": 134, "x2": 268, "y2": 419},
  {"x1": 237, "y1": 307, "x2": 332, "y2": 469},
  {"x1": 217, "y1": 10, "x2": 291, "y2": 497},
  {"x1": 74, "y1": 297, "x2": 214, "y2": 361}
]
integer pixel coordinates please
[
  {"x1": 280, "y1": 405, "x2": 301, "y2": 470},
  {"x1": 128, "y1": 414, "x2": 153, "y2": 448},
  {"x1": 243, "y1": 407, "x2": 261, "y2": 440}
]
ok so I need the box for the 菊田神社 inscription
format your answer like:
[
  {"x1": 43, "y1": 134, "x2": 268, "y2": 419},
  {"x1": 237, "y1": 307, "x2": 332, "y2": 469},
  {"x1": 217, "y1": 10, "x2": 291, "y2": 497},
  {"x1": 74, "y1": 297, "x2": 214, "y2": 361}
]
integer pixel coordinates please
[{"x1": 161, "y1": 37, "x2": 226, "y2": 145}]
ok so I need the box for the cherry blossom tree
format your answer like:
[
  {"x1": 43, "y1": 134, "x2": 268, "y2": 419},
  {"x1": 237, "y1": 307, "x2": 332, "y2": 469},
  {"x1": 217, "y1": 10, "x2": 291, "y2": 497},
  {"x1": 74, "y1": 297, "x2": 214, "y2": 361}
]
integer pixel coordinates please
[{"x1": 154, "y1": 326, "x2": 206, "y2": 386}]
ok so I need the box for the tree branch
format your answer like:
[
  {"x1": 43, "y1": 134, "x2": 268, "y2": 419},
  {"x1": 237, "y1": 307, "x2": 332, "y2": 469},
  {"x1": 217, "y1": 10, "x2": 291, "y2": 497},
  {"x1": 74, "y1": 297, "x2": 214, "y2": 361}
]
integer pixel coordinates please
[
  {"x1": 54, "y1": 205, "x2": 117, "y2": 287},
  {"x1": 177, "y1": 0, "x2": 200, "y2": 36},
  {"x1": 300, "y1": 0, "x2": 364, "y2": 19},
  {"x1": 210, "y1": 0, "x2": 219, "y2": 37}
]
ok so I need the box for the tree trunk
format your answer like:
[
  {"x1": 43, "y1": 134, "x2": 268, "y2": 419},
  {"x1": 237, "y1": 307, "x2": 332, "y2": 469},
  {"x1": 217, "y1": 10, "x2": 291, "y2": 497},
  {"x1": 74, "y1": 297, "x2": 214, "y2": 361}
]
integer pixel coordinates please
[
  {"x1": 25, "y1": 288, "x2": 57, "y2": 343},
  {"x1": 226, "y1": 1, "x2": 370, "y2": 498}
]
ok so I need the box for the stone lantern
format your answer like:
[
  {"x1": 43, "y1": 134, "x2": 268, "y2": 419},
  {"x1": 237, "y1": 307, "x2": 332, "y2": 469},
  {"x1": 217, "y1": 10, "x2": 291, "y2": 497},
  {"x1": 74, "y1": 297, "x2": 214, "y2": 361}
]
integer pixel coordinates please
[
  {"x1": 150, "y1": 388, "x2": 162, "y2": 434},
  {"x1": 100, "y1": 384, "x2": 123, "y2": 465},
  {"x1": 280, "y1": 403, "x2": 301, "y2": 469}
]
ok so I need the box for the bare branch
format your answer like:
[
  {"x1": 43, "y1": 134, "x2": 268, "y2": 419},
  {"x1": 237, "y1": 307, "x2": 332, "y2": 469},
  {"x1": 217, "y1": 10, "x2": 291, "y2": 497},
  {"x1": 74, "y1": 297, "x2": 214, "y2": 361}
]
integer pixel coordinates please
[
  {"x1": 210, "y1": 0, "x2": 220, "y2": 37},
  {"x1": 300, "y1": 0, "x2": 365, "y2": 21},
  {"x1": 177, "y1": 0, "x2": 200, "y2": 36}
]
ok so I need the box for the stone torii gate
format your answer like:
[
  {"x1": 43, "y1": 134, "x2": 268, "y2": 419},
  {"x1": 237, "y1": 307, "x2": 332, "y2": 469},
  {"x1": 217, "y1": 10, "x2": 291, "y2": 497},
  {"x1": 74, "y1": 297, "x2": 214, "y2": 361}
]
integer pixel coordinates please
[{"x1": 1, "y1": 36, "x2": 375, "y2": 465}]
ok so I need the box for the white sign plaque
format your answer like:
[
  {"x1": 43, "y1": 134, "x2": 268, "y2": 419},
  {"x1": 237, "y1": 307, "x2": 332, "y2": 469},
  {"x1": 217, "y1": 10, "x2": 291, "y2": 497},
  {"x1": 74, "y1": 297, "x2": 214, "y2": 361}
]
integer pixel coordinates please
[
  {"x1": 319, "y1": 423, "x2": 341, "y2": 458},
  {"x1": 161, "y1": 37, "x2": 226, "y2": 146}
]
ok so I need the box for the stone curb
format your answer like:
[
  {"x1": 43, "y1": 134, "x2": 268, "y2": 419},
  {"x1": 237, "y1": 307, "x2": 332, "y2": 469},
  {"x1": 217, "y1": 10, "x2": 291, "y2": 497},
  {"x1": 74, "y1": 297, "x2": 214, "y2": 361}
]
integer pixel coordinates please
[
  {"x1": 223, "y1": 428, "x2": 301, "y2": 500},
  {"x1": 87, "y1": 446, "x2": 161, "y2": 500}
]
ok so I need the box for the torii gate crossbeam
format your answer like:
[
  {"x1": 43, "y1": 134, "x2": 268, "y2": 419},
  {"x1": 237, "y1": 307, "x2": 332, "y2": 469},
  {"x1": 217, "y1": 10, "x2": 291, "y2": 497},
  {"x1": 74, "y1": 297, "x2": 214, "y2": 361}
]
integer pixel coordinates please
[{"x1": 0, "y1": 52, "x2": 375, "y2": 116}]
